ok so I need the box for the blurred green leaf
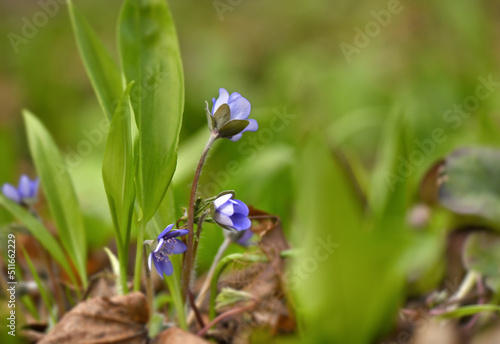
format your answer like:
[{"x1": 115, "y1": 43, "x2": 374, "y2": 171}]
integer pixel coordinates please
[
  {"x1": 368, "y1": 108, "x2": 408, "y2": 221},
  {"x1": 439, "y1": 147, "x2": 500, "y2": 223},
  {"x1": 118, "y1": 0, "x2": 184, "y2": 223},
  {"x1": 23, "y1": 110, "x2": 87, "y2": 287},
  {"x1": 102, "y1": 83, "x2": 135, "y2": 253},
  {"x1": 293, "y1": 136, "x2": 405, "y2": 343},
  {"x1": 68, "y1": 0, "x2": 123, "y2": 120},
  {"x1": 0, "y1": 194, "x2": 77, "y2": 286},
  {"x1": 21, "y1": 246, "x2": 56, "y2": 323},
  {"x1": 463, "y1": 232, "x2": 500, "y2": 278}
]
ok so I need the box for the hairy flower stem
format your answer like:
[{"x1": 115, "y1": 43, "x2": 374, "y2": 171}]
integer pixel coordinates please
[
  {"x1": 192, "y1": 212, "x2": 208, "y2": 265},
  {"x1": 133, "y1": 220, "x2": 146, "y2": 291},
  {"x1": 181, "y1": 133, "x2": 217, "y2": 301},
  {"x1": 187, "y1": 236, "x2": 231, "y2": 325}
]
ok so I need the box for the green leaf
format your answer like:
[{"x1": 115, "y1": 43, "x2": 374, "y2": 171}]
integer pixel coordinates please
[
  {"x1": 102, "y1": 82, "x2": 136, "y2": 252},
  {"x1": 218, "y1": 119, "x2": 249, "y2": 138},
  {"x1": 68, "y1": 0, "x2": 123, "y2": 120},
  {"x1": 293, "y1": 136, "x2": 406, "y2": 343},
  {"x1": 23, "y1": 110, "x2": 87, "y2": 287},
  {"x1": 21, "y1": 247, "x2": 57, "y2": 324},
  {"x1": 439, "y1": 147, "x2": 500, "y2": 223},
  {"x1": 463, "y1": 232, "x2": 500, "y2": 278},
  {"x1": 104, "y1": 247, "x2": 123, "y2": 295},
  {"x1": 0, "y1": 195, "x2": 77, "y2": 286},
  {"x1": 118, "y1": 0, "x2": 184, "y2": 223},
  {"x1": 368, "y1": 108, "x2": 408, "y2": 221},
  {"x1": 438, "y1": 304, "x2": 500, "y2": 319}
]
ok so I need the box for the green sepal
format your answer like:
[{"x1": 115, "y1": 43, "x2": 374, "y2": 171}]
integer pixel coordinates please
[
  {"x1": 213, "y1": 103, "x2": 231, "y2": 130},
  {"x1": 218, "y1": 119, "x2": 249, "y2": 139},
  {"x1": 205, "y1": 101, "x2": 215, "y2": 131}
]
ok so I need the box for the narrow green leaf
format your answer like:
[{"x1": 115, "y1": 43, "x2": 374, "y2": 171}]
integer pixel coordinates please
[
  {"x1": 118, "y1": 0, "x2": 184, "y2": 223},
  {"x1": 438, "y1": 304, "x2": 500, "y2": 319},
  {"x1": 23, "y1": 110, "x2": 87, "y2": 287},
  {"x1": 104, "y1": 247, "x2": 123, "y2": 295},
  {"x1": 102, "y1": 82, "x2": 136, "y2": 251},
  {"x1": 21, "y1": 247, "x2": 56, "y2": 324},
  {"x1": 0, "y1": 195, "x2": 77, "y2": 286},
  {"x1": 67, "y1": 0, "x2": 123, "y2": 120}
]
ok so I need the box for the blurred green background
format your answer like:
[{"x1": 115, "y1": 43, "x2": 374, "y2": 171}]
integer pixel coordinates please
[{"x1": 1, "y1": 0, "x2": 500, "y2": 342}]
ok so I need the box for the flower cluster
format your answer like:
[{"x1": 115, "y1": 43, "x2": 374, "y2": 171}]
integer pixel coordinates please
[
  {"x1": 2, "y1": 175, "x2": 39, "y2": 206},
  {"x1": 150, "y1": 88, "x2": 257, "y2": 280}
]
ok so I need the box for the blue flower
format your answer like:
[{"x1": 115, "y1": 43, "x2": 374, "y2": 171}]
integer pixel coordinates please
[
  {"x1": 212, "y1": 193, "x2": 251, "y2": 232},
  {"x1": 2, "y1": 175, "x2": 39, "y2": 206},
  {"x1": 211, "y1": 88, "x2": 258, "y2": 141},
  {"x1": 148, "y1": 224, "x2": 188, "y2": 278},
  {"x1": 232, "y1": 228, "x2": 254, "y2": 247}
]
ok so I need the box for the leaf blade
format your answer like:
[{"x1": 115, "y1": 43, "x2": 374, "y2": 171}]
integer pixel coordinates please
[
  {"x1": 23, "y1": 110, "x2": 88, "y2": 287},
  {"x1": 0, "y1": 194, "x2": 77, "y2": 286},
  {"x1": 68, "y1": 0, "x2": 123, "y2": 120},
  {"x1": 118, "y1": 0, "x2": 184, "y2": 223}
]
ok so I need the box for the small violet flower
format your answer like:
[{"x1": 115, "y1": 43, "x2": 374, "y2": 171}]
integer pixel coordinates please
[
  {"x1": 148, "y1": 224, "x2": 188, "y2": 278},
  {"x1": 212, "y1": 193, "x2": 251, "y2": 232},
  {"x1": 2, "y1": 175, "x2": 39, "y2": 206},
  {"x1": 210, "y1": 88, "x2": 258, "y2": 141},
  {"x1": 228, "y1": 228, "x2": 254, "y2": 247}
]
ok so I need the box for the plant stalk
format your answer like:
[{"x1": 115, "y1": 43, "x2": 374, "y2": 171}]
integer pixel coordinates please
[{"x1": 181, "y1": 133, "x2": 217, "y2": 300}]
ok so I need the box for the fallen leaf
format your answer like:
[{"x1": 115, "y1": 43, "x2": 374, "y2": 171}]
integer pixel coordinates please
[
  {"x1": 154, "y1": 327, "x2": 209, "y2": 344},
  {"x1": 39, "y1": 292, "x2": 148, "y2": 344}
]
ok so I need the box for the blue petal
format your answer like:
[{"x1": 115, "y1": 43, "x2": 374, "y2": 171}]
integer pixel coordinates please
[
  {"x1": 218, "y1": 201, "x2": 234, "y2": 217},
  {"x1": 242, "y1": 119, "x2": 258, "y2": 132},
  {"x1": 236, "y1": 229, "x2": 254, "y2": 246},
  {"x1": 153, "y1": 238, "x2": 164, "y2": 253},
  {"x1": 2, "y1": 184, "x2": 21, "y2": 203},
  {"x1": 153, "y1": 255, "x2": 173, "y2": 278},
  {"x1": 213, "y1": 88, "x2": 229, "y2": 115},
  {"x1": 170, "y1": 238, "x2": 187, "y2": 254},
  {"x1": 166, "y1": 229, "x2": 189, "y2": 239},
  {"x1": 230, "y1": 214, "x2": 251, "y2": 231},
  {"x1": 214, "y1": 212, "x2": 233, "y2": 227},
  {"x1": 158, "y1": 224, "x2": 175, "y2": 239},
  {"x1": 214, "y1": 193, "x2": 232, "y2": 209},
  {"x1": 31, "y1": 178, "x2": 40, "y2": 199},
  {"x1": 148, "y1": 253, "x2": 153, "y2": 271},
  {"x1": 211, "y1": 98, "x2": 216, "y2": 114},
  {"x1": 228, "y1": 133, "x2": 243, "y2": 142},
  {"x1": 231, "y1": 199, "x2": 249, "y2": 216},
  {"x1": 228, "y1": 93, "x2": 251, "y2": 120},
  {"x1": 18, "y1": 175, "x2": 32, "y2": 199}
]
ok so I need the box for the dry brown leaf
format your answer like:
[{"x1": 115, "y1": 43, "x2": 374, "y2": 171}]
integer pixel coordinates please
[
  {"x1": 154, "y1": 327, "x2": 209, "y2": 344},
  {"x1": 38, "y1": 292, "x2": 149, "y2": 344}
]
